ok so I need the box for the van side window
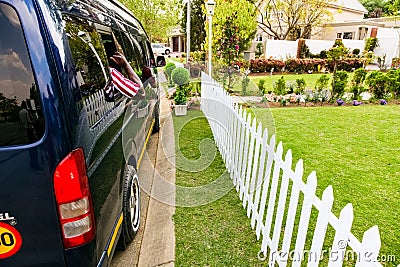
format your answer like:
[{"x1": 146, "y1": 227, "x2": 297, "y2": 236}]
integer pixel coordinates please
[
  {"x1": 63, "y1": 15, "x2": 109, "y2": 99},
  {"x1": 0, "y1": 3, "x2": 45, "y2": 147},
  {"x1": 115, "y1": 31, "x2": 144, "y2": 76}
]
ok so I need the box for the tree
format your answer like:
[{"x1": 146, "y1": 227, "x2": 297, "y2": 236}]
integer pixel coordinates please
[
  {"x1": 327, "y1": 40, "x2": 348, "y2": 97},
  {"x1": 256, "y1": 0, "x2": 334, "y2": 40},
  {"x1": 180, "y1": 0, "x2": 206, "y2": 52},
  {"x1": 360, "y1": 0, "x2": 386, "y2": 18},
  {"x1": 209, "y1": 0, "x2": 257, "y2": 56},
  {"x1": 384, "y1": 0, "x2": 400, "y2": 15},
  {"x1": 121, "y1": 0, "x2": 180, "y2": 42},
  {"x1": 206, "y1": 0, "x2": 257, "y2": 91}
]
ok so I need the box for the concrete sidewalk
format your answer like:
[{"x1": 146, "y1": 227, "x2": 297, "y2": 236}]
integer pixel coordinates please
[{"x1": 138, "y1": 95, "x2": 176, "y2": 267}]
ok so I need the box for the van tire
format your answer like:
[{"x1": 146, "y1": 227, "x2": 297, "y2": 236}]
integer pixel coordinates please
[
  {"x1": 119, "y1": 165, "x2": 140, "y2": 247},
  {"x1": 152, "y1": 104, "x2": 160, "y2": 133}
]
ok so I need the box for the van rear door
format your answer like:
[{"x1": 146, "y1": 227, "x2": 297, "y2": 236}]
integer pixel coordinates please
[{"x1": 0, "y1": 1, "x2": 68, "y2": 266}]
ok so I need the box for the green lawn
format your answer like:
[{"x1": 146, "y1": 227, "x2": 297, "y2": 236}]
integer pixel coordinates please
[
  {"x1": 174, "y1": 110, "x2": 264, "y2": 266},
  {"x1": 173, "y1": 104, "x2": 399, "y2": 266},
  {"x1": 252, "y1": 104, "x2": 400, "y2": 266}
]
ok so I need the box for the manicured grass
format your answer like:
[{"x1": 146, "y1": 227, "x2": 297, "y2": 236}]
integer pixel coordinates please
[
  {"x1": 252, "y1": 105, "x2": 400, "y2": 266},
  {"x1": 174, "y1": 110, "x2": 264, "y2": 266},
  {"x1": 173, "y1": 105, "x2": 399, "y2": 266}
]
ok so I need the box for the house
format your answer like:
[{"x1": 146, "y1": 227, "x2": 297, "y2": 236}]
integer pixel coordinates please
[
  {"x1": 168, "y1": 26, "x2": 186, "y2": 53},
  {"x1": 252, "y1": 0, "x2": 400, "y2": 66},
  {"x1": 255, "y1": 0, "x2": 368, "y2": 43}
]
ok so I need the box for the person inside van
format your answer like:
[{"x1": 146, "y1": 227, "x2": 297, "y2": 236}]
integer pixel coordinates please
[{"x1": 108, "y1": 51, "x2": 146, "y2": 99}]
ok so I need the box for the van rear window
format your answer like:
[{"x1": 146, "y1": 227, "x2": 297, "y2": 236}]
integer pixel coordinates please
[{"x1": 0, "y1": 3, "x2": 44, "y2": 147}]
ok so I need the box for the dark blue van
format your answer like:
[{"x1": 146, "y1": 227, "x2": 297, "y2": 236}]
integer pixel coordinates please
[{"x1": 0, "y1": 0, "x2": 164, "y2": 265}]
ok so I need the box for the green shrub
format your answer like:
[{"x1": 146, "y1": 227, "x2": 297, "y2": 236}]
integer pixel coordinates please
[
  {"x1": 320, "y1": 50, "x2": 328, "y2": 59},
  {"x1": 366, "y1": 70, "x2": 387, "y2": 99},
  {"x1": 256, "y1": 43, "x2": 263, "y2": 58},
  {"x1": 332, "y1": 70, "x2": 348, "y2": 97},
  {"x1": 172, "y1": 67, "x2": 190, "y2": 86},
  {"x1": 258, "y1": 79, "x2": 266, "y2": 95},
  {"x1": 241, "y1": 76, "x2": 250, "y2": 96},
  {"x1": 191, "y1": 51, "x2": 206, "y2": 62},
  {"x1": 386, "y1": 68, "x2": 400, "y2": 97},
  {"x1": 352, "y1": 48, "x2": 360, "y2": 56},
  {"x1": 350, "y1": 68, "x2": 367, "y2": 97},
  {"x1": 364, "y1": 37, "x2": 379, "y2": 52},
  {"x1": 173, "y1": 87, "x2": 188, "y2": 105},
  {"x1": 295, "y1": 78, "x2": 306, "y2": 94},
  {"x1": 274, "y1": 76, "x2": 286, "y2": 95},
  {"x1": 165, "y1": 62, "x2": 176, "y2": 86},
  {"x1": 315, "y1": 75, "x2": 329, "y2": 91}
]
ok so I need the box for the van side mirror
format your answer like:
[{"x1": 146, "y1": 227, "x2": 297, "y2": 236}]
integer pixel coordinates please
[{"x1": 156, "y1": 55, "x2": 166, "y2": 67}]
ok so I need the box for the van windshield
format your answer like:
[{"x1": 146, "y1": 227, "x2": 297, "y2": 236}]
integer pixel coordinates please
[{"x1": 0, "y1": 3, "x2": 44, "y2": 147}]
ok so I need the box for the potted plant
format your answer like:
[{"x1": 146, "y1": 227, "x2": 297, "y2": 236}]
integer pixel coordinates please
[{"x1": 171, "y1": 67, "x2": 190, "y2": 116}]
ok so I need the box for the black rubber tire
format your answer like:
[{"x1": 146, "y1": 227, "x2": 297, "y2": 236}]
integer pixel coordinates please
[
  {"x1": 152, "y1": 103, "x2": 160, "y2": 133},
  {"x1": 119, "y1": 166, "x2": 140, "y2": 247},
  {"x1": 164, "y1": 49, "x2": 170, "y2": 55}
]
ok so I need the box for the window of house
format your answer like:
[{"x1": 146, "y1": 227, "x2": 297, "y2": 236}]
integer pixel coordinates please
[
  {"x1": 256, "y1": 34, "x2": 263, "y2": 42},
  {"x1": 337, "y1": 33, "x2": 343, "y2": 39},
  {"x1": 358, "y1": 27, "x2": 368, "y2": 40},
  {"x1": 0, "y1": 3, "x2": 45, "y2": 146},
  {"x1": 343, "y1": 32, "x2": 354, "y2": 39}
]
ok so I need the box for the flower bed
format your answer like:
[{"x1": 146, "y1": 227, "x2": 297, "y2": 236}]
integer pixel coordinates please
[{"x1": 249, "y1": 58, "x2": 364, "y2": 74}]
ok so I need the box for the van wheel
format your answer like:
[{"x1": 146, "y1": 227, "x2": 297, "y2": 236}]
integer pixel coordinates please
[
  {"x1": 119, "y1": 166, "x2": 140, "y2": 247},
  {"x1": 152, "y1": 104, "x2": 160, "y2": 133}
]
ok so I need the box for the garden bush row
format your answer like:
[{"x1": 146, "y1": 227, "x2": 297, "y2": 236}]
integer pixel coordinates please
[{"x1": 249, "y1": 58, "x2": 364, "y2": 74}]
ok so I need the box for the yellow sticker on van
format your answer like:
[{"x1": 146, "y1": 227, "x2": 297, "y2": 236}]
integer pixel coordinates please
[{"x1": 0, "y1": 222, "x2": 22, "y2": 259}]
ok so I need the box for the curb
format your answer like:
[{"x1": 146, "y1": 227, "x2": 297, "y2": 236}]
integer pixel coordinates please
[{"x1": 138, "y1": 96, "x2": 176, "y2": 267}]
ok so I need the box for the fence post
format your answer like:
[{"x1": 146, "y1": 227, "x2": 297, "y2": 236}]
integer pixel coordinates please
[
  {"x1": 250, "y1": 128, "x2": 269, "y2": 229},
  {"x1": 269, "y1": 149, "x2": 293, "y2": 265},
  {"x1": 256, "y1": 134, "x2": 275, "y2": 240},
  {"x1": 280, "y1": 159, "x2": 304, "y2": 263},
  {"x1": 261, "y1": 141, "x2": 283, "y2": 252},
  {"x1": 329, "y1": 204, "x2": 353, "y2": 266},
  {"x1": 292, "y1": 171, "x2": 317, "y2": 267},
  {"x1": 355, "y1": 226, "x2": 381, "y2": 267},
  {"x1": 308, "y1": 186, "x2": 334, "y2": 266}
]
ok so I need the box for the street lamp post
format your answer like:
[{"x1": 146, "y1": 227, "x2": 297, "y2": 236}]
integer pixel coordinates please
[
  {"x1": 206, "y1": 0, "x2": 216, "y2": 77},
  {"x1": 186, "y1": 0, "x2": 191, "y2": 64}
]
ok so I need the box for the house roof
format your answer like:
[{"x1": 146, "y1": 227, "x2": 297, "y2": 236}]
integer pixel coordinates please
[{"x1": 330, "y1": 0, "x2": 368, "y2": 14}]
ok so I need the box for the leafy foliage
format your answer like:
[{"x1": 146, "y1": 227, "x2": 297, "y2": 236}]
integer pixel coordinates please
[
  {"x1": 210, "y1": 0, "x2": 257, "y2": 58},
  {"x1": 364, "y1": 37, "x2": 379, "y2": 52},
  {"x1": 180, "y1": 0, "x2": 206, "y2": 52},
  {"x1": 315, "y1": 75, "x2": 329, "y2": 91},
  {"x1": 295, "y1": 78, "x2": 306, "y2": 94},
  {"x1": 331, "y1": 70, "x2": 348, "y2": 97},
  {"x1": 274, "y1": 76, "x2": 286, "y2": 95},
  {"x1": 172, "y1": 67, "x2": 190, "y2": 86},
  {"x1": 350, "y1": 68, "x2": 367, "y2": 97},
  {"x1": 366, "y1": 70, "x2": 387, "y2": 99},
  {"x1": 258, "y1": 79, "x2": 266, "y2": 95},
  {"x1": 165, "y1": 62, "x2": 176, "y2": 87},
  {"x1": 120, "y1": 0, "x2": 180, "y2": 42}
]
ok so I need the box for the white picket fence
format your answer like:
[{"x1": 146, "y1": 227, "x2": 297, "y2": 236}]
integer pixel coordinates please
[{"x1": 200, "y1": 72, "x2": 382, "y2": 266}]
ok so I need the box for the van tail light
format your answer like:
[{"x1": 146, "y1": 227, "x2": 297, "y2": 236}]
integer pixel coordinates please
[{"x1": 53, "y1": 148, "x2": 96, "y2": 249}]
